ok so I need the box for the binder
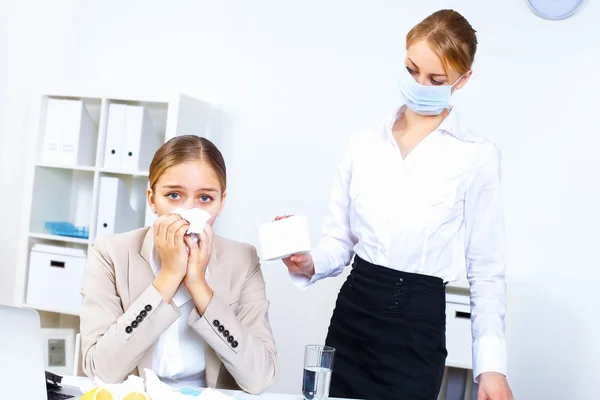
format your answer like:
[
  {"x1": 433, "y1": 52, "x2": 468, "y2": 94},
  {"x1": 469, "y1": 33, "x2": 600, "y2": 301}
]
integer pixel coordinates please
[
  {"x1": 121, "y1": 105, "x2": 161, "y2": 172},
  {"x1": 60, "y1": 99, "x2": 97, "y2": 166},
  {"x1": 95, "y1": 176, "x2": 138, "y2": 236},
  {"x1": 103, "y1": 103, "x2": 127, "y2": 170},
  {"x1": 40, "y1": 99, "x2": 64, "y2": 165}
]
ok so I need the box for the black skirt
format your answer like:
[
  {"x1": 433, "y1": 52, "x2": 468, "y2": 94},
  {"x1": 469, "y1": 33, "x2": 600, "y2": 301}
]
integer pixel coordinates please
[{"x1": 325, "y1": 256, "x2": 447, "y2": 400}]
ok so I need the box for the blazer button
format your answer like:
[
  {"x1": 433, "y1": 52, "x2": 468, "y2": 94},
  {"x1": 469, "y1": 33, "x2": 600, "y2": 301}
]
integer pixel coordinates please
[
  {"x1": 231, "y1": 341, "x2": 238, "y2": 348},
  {"x1": 131, "y1": 320, "x2": 139, "y2": 328},
  {"x1": 136, "y1": 315, "x2": 143, "y2": 323},
  {"x1": 227, "y1": 336, "x2": 234, "y2": 343},
  {"x1": 140, "y1": 310, "x2": 148, "y2": 317},
  {"x1": 125, "y1": 326, "x2": 133, "y2": 334},
  {"x1": 223, "y1": 330, "x2": 229, "y2": 337},
  {"x1": 218, "y1": 325, "x2": 225, "y2": 332},
  {"x1": 145, "y1": 305, "x2": 152, "y2": 312},
  {"x1": 213, "y1": 320, "x2": 220, "y2": 327}
]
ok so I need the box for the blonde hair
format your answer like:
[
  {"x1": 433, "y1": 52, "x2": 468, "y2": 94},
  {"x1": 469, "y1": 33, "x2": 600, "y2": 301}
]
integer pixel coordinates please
[
  {"x1": 149, "y1": 135, "x2": 226, "y2": 191},
  {"x1": 406, "y1": 9, "x2": 478, "y2": 74}
]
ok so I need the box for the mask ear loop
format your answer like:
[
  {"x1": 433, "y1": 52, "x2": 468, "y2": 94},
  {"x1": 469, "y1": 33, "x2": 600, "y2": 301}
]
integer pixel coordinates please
[{"x1": 451, "y1": 72, "x2": 469, "y2": 89}]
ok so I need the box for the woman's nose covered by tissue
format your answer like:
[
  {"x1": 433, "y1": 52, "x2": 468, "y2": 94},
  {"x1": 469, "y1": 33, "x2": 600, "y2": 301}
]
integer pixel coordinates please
[{"x1": 171, "y1": 208, "x2": 212, "y2": 234}]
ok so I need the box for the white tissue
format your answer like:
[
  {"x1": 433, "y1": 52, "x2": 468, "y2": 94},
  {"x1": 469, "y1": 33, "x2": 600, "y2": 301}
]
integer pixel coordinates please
[
  {"x1": 258, "y1": 215, "x2": 311, "y2": 261},
  {"x1": 145, "y1": 369, "x2": 235, "y2": 399},
  {"x1": 172, "y1": 208, "x2": 212, "y2": 234},
  {"x1": 77, "y1": 369, "x2": 236, "y2": 399}
]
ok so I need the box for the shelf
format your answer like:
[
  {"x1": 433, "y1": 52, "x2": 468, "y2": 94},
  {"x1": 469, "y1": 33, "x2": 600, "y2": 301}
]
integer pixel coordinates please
[
  {"x1": 29, "y1": 167, "x2": 95, "y2": 234},
  {"x1": 35, "y1": 163, "x2": 95, "y2": 172},
  {"x1": 23, "y1": 302, "x2": 80, "y2": 317},
  {"x1": 28, "y1": 232, "x2": 89, "y2": 245},
  {"x1": 98, "y1": 167, "x2": 149, "y2": 177}
]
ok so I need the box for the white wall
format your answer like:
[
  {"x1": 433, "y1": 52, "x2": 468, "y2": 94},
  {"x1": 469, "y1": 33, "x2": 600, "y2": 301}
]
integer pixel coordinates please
[{"x1": 1, "y1": 0, "x2": 599, "y2": 397}]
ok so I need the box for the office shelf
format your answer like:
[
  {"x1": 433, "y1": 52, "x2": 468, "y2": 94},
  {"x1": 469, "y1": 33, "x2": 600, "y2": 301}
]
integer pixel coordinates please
[{"x1": 28, "y1": 232, "x2": 89, "y2": 245}]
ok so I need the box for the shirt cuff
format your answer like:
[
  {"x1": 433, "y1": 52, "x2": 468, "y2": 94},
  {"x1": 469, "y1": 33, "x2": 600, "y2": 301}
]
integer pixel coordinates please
[
  {"x1": 289, "y1": 249, "x2": 330, "y2": 290},
  {"x1": 472, "y1": 335, "x2": 507, "y2": 382}
]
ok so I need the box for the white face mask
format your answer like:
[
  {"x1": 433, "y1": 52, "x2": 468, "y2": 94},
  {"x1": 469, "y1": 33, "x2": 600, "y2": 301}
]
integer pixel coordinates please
[{"x1": 397, "y1": 65, "x2": 464, "y2": 116}]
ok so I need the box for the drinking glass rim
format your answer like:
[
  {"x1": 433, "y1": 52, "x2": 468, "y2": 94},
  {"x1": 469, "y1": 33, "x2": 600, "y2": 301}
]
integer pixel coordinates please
[{"x1": 305, "y1": 344, "x2": 336, "y2": 353}]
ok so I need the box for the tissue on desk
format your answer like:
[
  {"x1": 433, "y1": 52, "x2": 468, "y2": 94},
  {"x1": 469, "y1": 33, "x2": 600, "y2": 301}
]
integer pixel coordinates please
[
  {"x1": 77, "y1": 369, "x2": 235, "y2": 399},
  {"x1": 172, "y1": 208, "x2": 211, "y2": 234},
  {"x1": 145, "y1": 369, "x2": 235, "y2": 399}
]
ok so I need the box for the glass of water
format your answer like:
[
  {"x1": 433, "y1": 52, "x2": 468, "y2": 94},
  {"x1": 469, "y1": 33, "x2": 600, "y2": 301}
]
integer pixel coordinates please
[{"x1": 302, "y1": 344, "x2": 335, "y2": 400}]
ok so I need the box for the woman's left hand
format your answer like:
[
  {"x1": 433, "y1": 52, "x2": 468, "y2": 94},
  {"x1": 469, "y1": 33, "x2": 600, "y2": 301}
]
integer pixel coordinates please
[
  {"x1": 184, "y1": 224, "x2": 214, "y2": 287},
  {"x1": 477, "y1": 372, "x2": 514, "y2": 400},
  {"x1": 183, "y1": 224, "x2": 215, "y2": 315}
]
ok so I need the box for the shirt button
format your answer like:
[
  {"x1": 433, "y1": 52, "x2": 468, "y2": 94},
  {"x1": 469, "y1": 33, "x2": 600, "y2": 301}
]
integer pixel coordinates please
[
  {"x1": 145, "y1": 305, "x2": 152, "y2": 312},
  {"x1": 213, "y1": 320, "x2": 220, "y2": 327},
  {"x1": 380, "y1": 248, "x2": 386, "y2": 256},
  {"x1": 125, "y1": 326, "x2": 133, "y2": 334},
  {"x1": 232, "y1": 341, "x2": 238, "y2": 348}
]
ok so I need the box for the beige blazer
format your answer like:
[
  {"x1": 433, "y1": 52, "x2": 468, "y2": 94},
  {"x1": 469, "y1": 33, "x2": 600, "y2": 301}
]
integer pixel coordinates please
[{"x1": 80, "y1": 227, "x2": 277, "y2": 394}]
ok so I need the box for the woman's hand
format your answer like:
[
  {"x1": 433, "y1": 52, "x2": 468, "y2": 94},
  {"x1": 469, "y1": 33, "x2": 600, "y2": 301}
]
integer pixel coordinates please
[
  {"x1": 152, "y1": 214, "x2": 190, "y2": 303},
  {"x1": 184, "y1": 223, "x2": 214, "y2": 285},
  {"x1": 183, "y1": 224, "x2": 215, "y2": 315},
  {"x1": 477, "y1": 372, "x2": 514, "y2": 400},
  {"x1": 274, "y1": 215, "x2": 316, "y2": 279}
]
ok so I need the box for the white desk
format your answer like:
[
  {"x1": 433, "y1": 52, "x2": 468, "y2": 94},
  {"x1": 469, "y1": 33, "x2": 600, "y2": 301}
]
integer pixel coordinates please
[{"x1": 59, "y1": 376, "x2": 350, "y2": 400}]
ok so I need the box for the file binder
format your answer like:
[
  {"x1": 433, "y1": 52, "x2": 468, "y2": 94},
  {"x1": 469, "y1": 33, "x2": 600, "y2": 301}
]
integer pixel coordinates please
[
  {"x1": 60, "y1": 100, "x2": 97, "y2": 166},
  {"x1": 95, "y1": 176, "x2": 138, "y2": 236},
  {"x1": 103, "y1": 103, "x2": 127, "y2": 170},
  {"x1": 121, "y1": 105, "x2": 161, "y2": 172},
  {"x1": 40, "y1": 99, "x2": 64, "y2": 165}
]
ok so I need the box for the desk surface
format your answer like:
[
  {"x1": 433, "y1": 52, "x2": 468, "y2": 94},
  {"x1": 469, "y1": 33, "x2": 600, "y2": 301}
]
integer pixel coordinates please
[{"x1": 60, "y1": 376, "x2": 349, "y2": 400}]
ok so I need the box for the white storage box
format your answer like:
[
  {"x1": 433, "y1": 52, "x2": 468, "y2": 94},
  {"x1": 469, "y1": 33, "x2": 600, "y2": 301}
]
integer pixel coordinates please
[
  {"x1": 445, "y1": 293, "x2": 473, "y2": 369},
  {"x1": 26, "y1": 244, "x2": 86, "y2": 315}
]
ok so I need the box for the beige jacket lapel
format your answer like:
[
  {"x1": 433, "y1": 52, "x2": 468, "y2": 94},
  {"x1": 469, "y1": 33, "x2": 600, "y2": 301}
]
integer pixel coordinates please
[{"x1": 127, "y1": 229, "x2": 229, "y2": 385}]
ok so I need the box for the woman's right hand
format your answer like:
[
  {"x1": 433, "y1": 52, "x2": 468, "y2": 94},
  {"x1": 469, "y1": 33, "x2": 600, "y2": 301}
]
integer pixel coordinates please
[
  {"x1": 275, "y1": 215, "x2": 316, "y2": 279},
  {"x1": 152, "y1": 214, "x2": 190, "y2": 302}
]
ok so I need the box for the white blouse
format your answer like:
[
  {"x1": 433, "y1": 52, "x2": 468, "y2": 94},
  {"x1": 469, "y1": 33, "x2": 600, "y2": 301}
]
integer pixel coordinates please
[
  {"x1": 291, "y1": 105, "x2": 507, "y2": 380},
  {"x1": 150, "y1": 243, "x2": 208, "y2": 388}
]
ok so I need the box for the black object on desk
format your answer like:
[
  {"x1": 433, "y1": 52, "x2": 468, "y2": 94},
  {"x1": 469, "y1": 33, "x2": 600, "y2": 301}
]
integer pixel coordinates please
[{"x1": 46, "y1": 371, "x2": 75, "y2": 399}]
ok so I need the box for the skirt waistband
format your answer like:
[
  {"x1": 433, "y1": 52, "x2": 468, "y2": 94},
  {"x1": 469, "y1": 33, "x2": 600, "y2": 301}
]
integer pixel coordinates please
[{"x1": 342, "y1": 256, "x2": 446, "y2": 322}]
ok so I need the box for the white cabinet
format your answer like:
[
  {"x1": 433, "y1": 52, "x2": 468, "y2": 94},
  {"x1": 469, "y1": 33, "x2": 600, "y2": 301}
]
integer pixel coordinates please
[
  {"x1": 446, "y1": 294, "x2": 473, "y2": 369},
  {"x1": 437, "y1": 292, "x2": 475, "y2": 400}
]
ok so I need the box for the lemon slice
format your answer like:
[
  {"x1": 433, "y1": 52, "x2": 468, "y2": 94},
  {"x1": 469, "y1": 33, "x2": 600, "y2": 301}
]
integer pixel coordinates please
[
  {"x1": 80, "y1": 387, "x2": 100, "y2": 400},
  {"x1": 94, "y1": 387, "x2": 116, "y2": 400},
  {"x1": 122, "y1": 392, "x2": 151, "y2": 400}
]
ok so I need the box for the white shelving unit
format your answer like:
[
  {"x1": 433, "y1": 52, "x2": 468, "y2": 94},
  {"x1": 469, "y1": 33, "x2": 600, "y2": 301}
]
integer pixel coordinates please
[{"x1": 14, "y1": 93, "x2": 210, "y2": 333}]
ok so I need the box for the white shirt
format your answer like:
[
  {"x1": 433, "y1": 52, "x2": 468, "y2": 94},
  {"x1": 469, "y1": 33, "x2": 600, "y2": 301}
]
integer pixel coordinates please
[
  {"x1": 150, "y1": 241, "x2": 208, "y2": 388},
  {"x1": 292, "y1": 105, "x2": 507, "y2": 380}
]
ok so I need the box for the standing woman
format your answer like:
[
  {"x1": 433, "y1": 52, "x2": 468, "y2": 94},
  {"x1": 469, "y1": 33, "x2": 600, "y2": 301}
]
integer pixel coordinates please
[{"x1": 277, "y1": 9, "x2": 513, "y2": 400}]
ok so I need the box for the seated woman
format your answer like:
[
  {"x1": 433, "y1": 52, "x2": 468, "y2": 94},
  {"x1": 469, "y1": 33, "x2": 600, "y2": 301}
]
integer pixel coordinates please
[{"x1": 80, "y1": 135, "x2": 276, "y2": 394}]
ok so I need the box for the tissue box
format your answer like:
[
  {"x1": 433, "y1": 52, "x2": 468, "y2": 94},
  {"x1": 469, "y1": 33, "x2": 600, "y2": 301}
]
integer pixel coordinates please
[{"x1": 258, "y1": 216, "x2": 311, "y2": 261}]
